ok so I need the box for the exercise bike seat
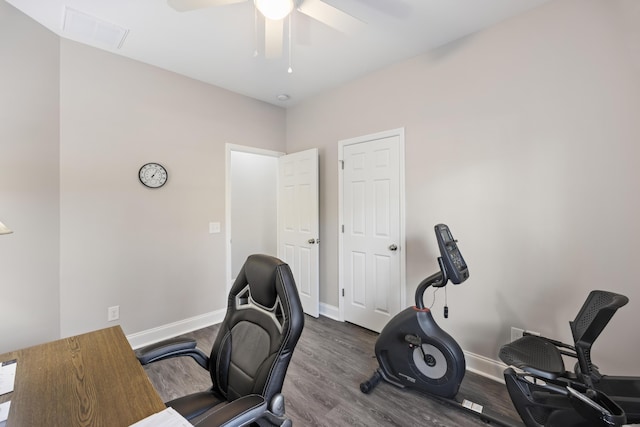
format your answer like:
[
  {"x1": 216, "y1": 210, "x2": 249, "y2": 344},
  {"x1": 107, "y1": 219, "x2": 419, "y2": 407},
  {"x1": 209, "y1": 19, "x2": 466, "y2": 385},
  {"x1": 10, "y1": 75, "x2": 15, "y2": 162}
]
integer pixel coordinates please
[{"x1": 500, "y1": 335, "x2": 566, "y2": 380}]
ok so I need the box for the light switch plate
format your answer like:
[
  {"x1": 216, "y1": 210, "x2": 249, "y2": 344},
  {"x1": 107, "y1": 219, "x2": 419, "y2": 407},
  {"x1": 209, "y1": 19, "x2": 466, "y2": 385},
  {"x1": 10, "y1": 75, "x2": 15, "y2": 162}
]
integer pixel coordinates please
[
  {"x1": 209, "y1": 222, "x2": 221, "y2": 234},
  {"x1": 108, "y1": 305, "x2": 119, "y2": 322}
]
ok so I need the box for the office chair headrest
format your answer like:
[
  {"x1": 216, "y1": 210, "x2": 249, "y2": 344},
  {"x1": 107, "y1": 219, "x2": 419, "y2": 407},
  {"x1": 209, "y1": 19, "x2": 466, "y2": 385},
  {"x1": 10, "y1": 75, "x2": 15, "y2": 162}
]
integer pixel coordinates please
[{"x1": 244, "y1": 254, "x2": 284, "y2": 308}]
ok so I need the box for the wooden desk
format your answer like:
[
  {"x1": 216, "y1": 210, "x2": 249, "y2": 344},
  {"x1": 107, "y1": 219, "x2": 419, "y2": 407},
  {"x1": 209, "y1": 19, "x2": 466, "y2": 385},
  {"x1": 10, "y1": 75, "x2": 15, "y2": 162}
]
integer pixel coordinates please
[{"x1": 0, "y1": 326, "x2": 165, "y2": 427}]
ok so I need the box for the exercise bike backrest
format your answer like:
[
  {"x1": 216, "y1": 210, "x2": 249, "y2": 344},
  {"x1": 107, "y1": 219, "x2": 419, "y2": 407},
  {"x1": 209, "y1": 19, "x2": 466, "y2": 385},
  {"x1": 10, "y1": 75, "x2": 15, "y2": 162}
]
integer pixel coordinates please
[
  {"x1": 415, "y1": 224, "x2": 470, "y2": 309},
  {"x1": 570, "y1": 290, "x2": 629, "y2": 379}
]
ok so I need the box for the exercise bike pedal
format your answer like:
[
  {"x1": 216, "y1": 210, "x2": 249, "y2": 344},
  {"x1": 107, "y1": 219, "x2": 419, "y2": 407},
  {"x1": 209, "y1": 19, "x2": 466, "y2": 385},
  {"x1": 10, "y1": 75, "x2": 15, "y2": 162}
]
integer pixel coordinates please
[
  {"x1": 404, "y1": 334, "x2": 422, "y2": 347},
  {"x1": 360, "y1": 370, "x2": 383, "y2": 394}
]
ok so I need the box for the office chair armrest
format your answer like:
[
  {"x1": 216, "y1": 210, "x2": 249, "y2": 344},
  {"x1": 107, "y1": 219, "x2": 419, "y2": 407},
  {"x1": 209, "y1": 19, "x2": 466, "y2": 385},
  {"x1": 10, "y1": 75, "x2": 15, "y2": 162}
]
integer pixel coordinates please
[
  {"x1": 135, "y1": 337, "x2": 209, "y2": 370},
  {"x1": 194, "y1": 394, "x2": 292, "y2": 427},
  {"x1": 195, "y1": 394, "x2": 267, "y2": 427}
]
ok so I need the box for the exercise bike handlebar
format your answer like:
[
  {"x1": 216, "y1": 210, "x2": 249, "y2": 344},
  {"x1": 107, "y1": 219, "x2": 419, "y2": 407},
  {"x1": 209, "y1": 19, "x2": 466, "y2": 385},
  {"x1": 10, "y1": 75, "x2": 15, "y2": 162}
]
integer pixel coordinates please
[{"x1": 415, "y1": 258, "x2": 448, "y2": 309}]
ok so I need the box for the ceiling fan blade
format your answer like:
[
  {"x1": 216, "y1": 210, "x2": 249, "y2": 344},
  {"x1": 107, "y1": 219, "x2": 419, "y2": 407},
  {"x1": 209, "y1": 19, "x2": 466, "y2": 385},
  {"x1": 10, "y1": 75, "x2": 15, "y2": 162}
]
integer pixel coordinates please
[
  {"x1": 264, "y1": 18, "x2": 283, "y2": 59},
  {"x1": 297, "y1": 0, "x2": 365, "y2": 34},
  {"x1": 167, "y1": 0, "x2": 246, "y2": 12},
  {"x1": 349, "y1": 0, "x2": 412, "y2": 19}
]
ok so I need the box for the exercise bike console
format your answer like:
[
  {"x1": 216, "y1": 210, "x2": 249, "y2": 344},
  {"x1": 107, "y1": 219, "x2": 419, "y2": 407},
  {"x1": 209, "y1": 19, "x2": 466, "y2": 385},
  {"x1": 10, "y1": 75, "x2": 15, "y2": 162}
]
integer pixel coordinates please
[
  {"x1": 414, "y1": 224, "x2": 469, "y2": 309},
  {"x1": 435, "y1": 223, "x2": 468, "y2": 285}
]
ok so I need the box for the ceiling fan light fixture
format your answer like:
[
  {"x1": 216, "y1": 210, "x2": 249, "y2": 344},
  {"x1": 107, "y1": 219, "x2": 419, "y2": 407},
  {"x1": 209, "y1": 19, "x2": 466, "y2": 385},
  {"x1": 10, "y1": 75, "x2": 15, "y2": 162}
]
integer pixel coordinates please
[
  {"x1": 254, "y1": 0, "x2": 294, "y2": 20},
  {"x1": 0, "y1": 220, "x2": 13, "y2": 235}
]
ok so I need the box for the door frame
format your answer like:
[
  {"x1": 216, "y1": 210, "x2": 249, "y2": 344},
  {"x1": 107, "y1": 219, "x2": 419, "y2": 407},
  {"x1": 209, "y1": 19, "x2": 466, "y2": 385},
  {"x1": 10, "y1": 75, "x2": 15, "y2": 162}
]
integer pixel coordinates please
[
  {"x1": 338, "y1": 128, "x2": 407, "y2": 323},
  {"x1": 225, "y1": 143, "x2": 284, "y2": 296}
]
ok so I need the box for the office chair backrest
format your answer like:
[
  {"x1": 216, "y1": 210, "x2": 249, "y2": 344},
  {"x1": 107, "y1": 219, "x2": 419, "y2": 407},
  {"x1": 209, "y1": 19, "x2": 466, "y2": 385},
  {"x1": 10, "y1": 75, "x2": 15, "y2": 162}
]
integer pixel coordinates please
[
  {"x1": 569, "y1": 290, "x2": 628, "y2": 377},
  {"x1": 210, "y1": 254, "x2": 304, "y2": 402}
]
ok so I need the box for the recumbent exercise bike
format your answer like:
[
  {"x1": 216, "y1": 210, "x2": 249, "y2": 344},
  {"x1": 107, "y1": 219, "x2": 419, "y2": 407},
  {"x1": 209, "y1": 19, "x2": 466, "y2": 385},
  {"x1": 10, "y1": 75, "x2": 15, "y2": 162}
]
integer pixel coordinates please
[
  {"x1": 361, "y1": 224, "x2": 638, "y2": 426},
  {"x1": 500, "y1": 289, "x2": 640, "y2": 426}
]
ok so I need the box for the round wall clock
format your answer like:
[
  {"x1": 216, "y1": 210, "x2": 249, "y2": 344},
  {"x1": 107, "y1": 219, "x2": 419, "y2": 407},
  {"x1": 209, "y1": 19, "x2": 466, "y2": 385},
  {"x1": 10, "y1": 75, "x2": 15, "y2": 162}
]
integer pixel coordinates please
[{"x1": 138, "y1": 162, "x2": 168, "y2": 188}]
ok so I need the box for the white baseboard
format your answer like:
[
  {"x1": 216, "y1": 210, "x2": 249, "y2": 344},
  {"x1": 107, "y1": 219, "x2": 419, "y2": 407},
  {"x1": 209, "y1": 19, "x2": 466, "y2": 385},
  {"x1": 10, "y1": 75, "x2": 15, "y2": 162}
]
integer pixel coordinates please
[
  {"x1": 319, "y1": 302, "x2": 341, "y2": 321},
  {"x1": 126, "y1": 309, "x2": 226, "y2": 349},
  {"x1": 126, "y1": 303, "x2": 341, "y2": 350},
  {"x1": 464, "y1": 349, "x2": 507, "y2": 383},
  {"x1": 126, "y1": 304, "x2": 507, "y2": 384}
]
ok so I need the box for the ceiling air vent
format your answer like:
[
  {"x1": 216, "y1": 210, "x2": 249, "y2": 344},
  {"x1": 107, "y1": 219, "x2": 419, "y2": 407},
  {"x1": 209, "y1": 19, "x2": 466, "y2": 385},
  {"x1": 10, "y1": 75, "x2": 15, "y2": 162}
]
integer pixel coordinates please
[{"x1": 62, "y1": 7, "x2": 129, "y2": 50}]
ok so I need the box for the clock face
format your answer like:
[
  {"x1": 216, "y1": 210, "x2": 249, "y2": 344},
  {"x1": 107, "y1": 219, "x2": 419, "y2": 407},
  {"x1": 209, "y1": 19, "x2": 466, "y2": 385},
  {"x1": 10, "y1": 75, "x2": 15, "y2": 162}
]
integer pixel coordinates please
[{"x1": 139, "y1": 163, "x2": 168, "y2": 188}]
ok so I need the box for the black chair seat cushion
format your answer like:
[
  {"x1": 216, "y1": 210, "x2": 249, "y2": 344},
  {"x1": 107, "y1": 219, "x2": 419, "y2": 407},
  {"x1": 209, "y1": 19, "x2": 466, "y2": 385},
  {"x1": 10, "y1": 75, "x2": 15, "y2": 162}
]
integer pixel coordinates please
[
  {"x1": 499, "y1": 335, "x2": 565, "y2": 380},
  {"x1": 168, "y1": 392, "x2": 269, "y2": 426}
]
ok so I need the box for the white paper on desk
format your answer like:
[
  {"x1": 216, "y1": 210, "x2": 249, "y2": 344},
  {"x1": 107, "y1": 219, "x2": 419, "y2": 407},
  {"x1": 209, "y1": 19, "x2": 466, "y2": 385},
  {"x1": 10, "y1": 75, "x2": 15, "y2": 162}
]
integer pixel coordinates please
[
  {"x1": 0, "y1": 360, "x2": 17, "y2": 396},
  {"x1": 129, "y1": 407, "x2": 193, "y2": 427},
  {"x1": 0, "y1": 401, "x2": 11, "y2": 423}
]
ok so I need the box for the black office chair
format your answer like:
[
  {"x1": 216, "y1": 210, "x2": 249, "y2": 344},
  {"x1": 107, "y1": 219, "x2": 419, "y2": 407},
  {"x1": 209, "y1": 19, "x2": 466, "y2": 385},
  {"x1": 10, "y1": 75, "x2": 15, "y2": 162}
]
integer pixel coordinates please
[{"x1": 136, "y1": 254, "x2": 304, "y2": 426}]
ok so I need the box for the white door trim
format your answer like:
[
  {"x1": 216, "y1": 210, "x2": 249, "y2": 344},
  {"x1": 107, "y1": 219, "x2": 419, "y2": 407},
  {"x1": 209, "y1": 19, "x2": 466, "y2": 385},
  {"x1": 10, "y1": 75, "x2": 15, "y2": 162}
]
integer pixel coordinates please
[
  {"x1": 338, "y1": 128, "x2": 406, "y2": 323},
  {"x1": 225, "y1": 143, "x2": 284, "y2": 296}
]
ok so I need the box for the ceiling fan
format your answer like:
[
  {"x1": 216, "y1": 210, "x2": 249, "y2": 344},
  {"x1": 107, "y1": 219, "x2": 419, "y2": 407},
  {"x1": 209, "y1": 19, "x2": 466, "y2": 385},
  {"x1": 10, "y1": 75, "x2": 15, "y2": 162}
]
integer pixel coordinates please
[{"x1": 167, "y1": 0, "x2": 364, "y2": 59}]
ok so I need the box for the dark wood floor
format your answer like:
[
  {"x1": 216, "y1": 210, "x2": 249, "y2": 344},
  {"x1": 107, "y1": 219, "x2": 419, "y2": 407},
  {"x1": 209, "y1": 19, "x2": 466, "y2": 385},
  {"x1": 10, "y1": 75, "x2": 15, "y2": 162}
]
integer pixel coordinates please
[{"x1": 143, "y1": 315, "x2": 520, "y2": 426}]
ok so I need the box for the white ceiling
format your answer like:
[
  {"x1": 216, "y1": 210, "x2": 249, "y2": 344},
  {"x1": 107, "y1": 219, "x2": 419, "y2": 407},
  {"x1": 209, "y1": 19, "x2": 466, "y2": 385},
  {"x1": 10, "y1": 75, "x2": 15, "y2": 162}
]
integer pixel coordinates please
[{"x1": 6, "y1": 0, "x2": 551, "y2": 107}]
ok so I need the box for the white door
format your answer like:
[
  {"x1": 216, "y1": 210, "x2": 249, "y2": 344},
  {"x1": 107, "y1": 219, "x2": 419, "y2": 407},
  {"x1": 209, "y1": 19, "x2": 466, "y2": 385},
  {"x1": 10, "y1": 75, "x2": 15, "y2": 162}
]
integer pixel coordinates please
[
  {"x1": 340, "y1": 130, "x2": 404, "y2": 332},
  {"x1": 278, "y1": 148, "x2": 320, "y2": 317}
]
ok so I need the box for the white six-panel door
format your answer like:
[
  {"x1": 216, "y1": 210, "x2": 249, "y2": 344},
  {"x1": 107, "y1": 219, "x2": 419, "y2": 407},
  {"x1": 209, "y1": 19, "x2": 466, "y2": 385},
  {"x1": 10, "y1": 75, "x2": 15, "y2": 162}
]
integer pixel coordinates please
[
  {"x1": 340, "y1": 130, "x2": 404, "y2": 332},
  {"x1": 278, "y1": 148, "x2": 320, "y2": 317}
]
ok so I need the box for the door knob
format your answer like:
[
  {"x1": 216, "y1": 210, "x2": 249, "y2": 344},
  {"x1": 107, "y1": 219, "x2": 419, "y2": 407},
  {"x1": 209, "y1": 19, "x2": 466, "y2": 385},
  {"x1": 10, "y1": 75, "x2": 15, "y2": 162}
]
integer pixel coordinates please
[
  {"x1": 308, "y1": 238, "x2": 316, "y2": 244},
  {"x1": 389, "y1": 244, "x2": 398, "y2": 251}
]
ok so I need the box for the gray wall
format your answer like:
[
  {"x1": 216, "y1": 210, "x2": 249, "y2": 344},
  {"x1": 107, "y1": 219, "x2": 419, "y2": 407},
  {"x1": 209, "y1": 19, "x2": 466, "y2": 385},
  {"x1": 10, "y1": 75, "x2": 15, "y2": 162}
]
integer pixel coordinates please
[
  {"x1": 0, "y1": 1, "x2": 60, "y2": 351},
  {"x1": 286, "y1": 0, "x2": 640, "y2": 376},
  {"x1": 59, "y1": 40, "x2": 286, "y2": 338},
  {"x1": 0, "y1": 0, "x2": 286, "y2": 352},
  {"x1": 3, "y1": 0, "x2": 640, "y2": 379},
  {"x1": 230, "y1": 151, "x2": 278, "y2": 279}
]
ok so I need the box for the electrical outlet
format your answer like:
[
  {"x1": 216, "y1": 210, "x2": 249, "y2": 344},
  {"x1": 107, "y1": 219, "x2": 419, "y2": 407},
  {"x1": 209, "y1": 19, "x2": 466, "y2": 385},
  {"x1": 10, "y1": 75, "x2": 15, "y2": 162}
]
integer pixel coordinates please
[
  {"x1": 107, "y1": 305, "x2": 119, "y2": 322},
  {"x1": 511, "y1": 327, "x2": 524, "y2": 342}
]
